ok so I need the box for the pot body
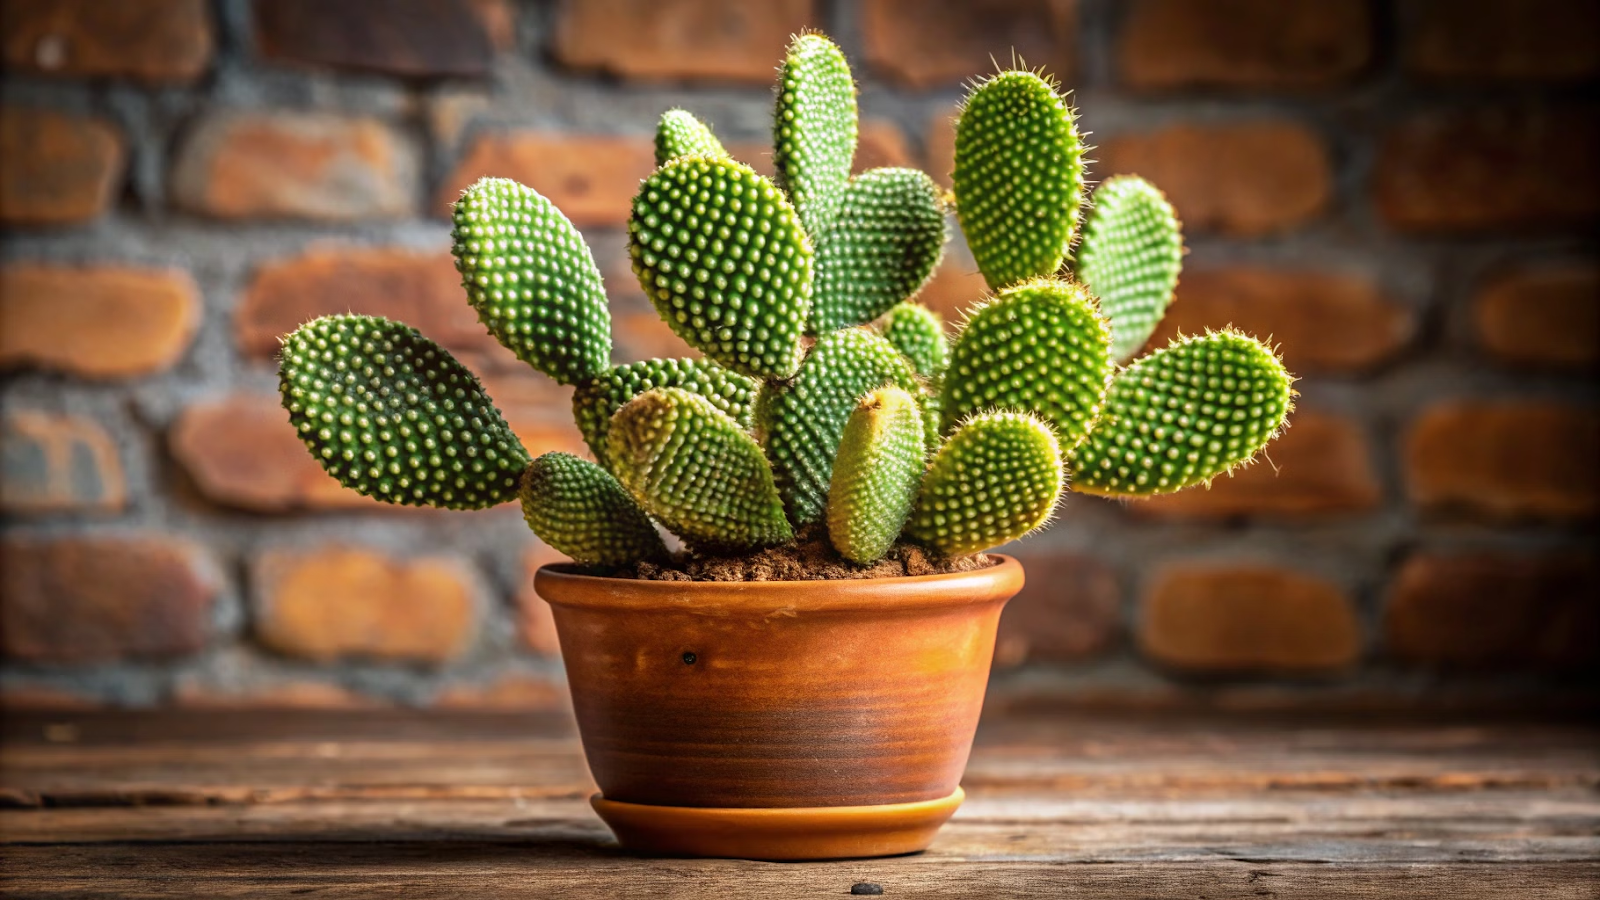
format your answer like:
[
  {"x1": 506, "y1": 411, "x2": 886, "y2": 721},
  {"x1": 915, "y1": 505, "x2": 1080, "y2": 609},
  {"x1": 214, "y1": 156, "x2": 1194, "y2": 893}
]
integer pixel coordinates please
[{"x1": 535, "y1": 556, "x2": 1022, "y2": 810}]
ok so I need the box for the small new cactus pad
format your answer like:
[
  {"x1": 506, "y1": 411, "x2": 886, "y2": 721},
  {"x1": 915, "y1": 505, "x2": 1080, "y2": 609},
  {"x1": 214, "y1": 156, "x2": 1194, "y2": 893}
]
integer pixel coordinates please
[
  {"x1": 773, "y1": 32, "x2": 857, "y2": 237},
  {"x1": 1070, "y1": 330, "x2": 1293, "y2": 496},
  {"x1": 655, "y1": 109, "x2": 727, "y2": 166},
  {"x1": 878, "y1": 301, "x2": 950, "y2": 379},
  {"x1": 941, "y1": 278, "x2": 1113, "y2": 449},
  {"x1": 953, "y1": 71, "x2": 1085, "y2": 291},
  {"x1": 629, "y1": 156, "x2": 813, "y2": 380},
  {"x1": 451, "y1": 178, "x2": 611, "y2": 385},
  {"x1": 811, "y1": 168, "x2": 948, "y2": 332},
  {"x1": 906, "y1": 412, "x2": 1063, "y2": 557},
  {"x1": 609, "y1": 388, "x2": 793, "y2": 553},
  {"x1": 279, "y1": 314, "x2": 530, "y2": 509},
  {"x1": 571, "y1": 357, "x2": 758, "y2": 467},
  {"x1": 826, "y1": 387, "x2": 927, "y2": 564},
  {"x1": 519, "y1": 453, "x2": 667, "y2": 566},
  {"x1": 756, "y1": 328, "x2": 920, "y2": 526},
  {"x1": 1075, "y1": 176, "x2": 1184, "y2": 363}
]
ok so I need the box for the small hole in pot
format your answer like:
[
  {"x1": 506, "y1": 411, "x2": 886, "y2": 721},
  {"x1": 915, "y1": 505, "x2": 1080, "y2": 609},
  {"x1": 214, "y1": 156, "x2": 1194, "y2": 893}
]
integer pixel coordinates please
[{"x1": 682, "y1": 652, "x2": 697, "y2": 665}]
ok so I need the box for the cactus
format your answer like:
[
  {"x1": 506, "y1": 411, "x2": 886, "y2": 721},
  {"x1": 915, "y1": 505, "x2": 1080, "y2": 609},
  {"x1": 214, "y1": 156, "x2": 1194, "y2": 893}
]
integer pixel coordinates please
[{"x1": 277, "y1": 31, "x2": 1297, "y2": 573}]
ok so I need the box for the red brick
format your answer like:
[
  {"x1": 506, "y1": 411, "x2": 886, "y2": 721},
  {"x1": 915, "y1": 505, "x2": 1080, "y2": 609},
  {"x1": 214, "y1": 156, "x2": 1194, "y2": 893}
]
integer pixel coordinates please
[
  {"x1": 171, "y1": 112, "x2": 417, "y2": 220},
  {"x1": 1406, "y1": 0, "x2": 1600, "y2": 83},
  {"x1": 1147, "y1": 268, "x2": 1412, "y2": 372},
  {"x1": 173, "y1": 681, "x2": 380, "y2": 710},
  {"x1": 1405, "y1": 401, "x2": 1599, "y2": 521},
  {"x1": 253, "y1": 547, "x2": 477, "y2": 664},
  {"x1": 1098, "y1": 121, "x2": 1331, "y2": 236},
  {"x1": 0, "y1": 263, "x2": 199, "y2": 378},
  {"x1": 1118, "y1": 0, "x2": 1371, "y2": 90},
  {"x1": 425, "y1": 88, "x2": 491, "y2": 150},
  {"x1": 925, "y1": 108, "x2": 957, "y2": 187},
  {"x1": 432, "y1": 674, "x2": 566, "y2": 710},
  {"x1": 1374, "y1": 108, "x2": 1600, "y2": 233},
  {"x1": 613, "y1": 310, "x2": 700, "y2": 361},
  {"x1": 862, "y1": 0, "x2": 1077, "y2": 89},
  {"x1": 253, "y1": 0, "x2": 508, "y2": 78},
  {"x1": 1134, "y1": 411, "x2": 1380, "y2": 520},
  {"x1": 0, "y1": 106, "x2": 124, "y2": 226},
  {"x1": 854, "y1": 120, "x2": 918, "y2": 174},
  {"x1": 437, "y1": 132, "x2": 653, "y2": 225},
  {"x1": 1139, "y1": 564, "x2": 1360, "y2": 673},
  {"x1": 516, "y1": 542, "x2": 570, "y2": 657},
  {"x1": 476, "y1": 372, "x2": 587, "y2": 460},
  {"x1": 916, "y1": 256, "x2": 990, "y2": 328},
  {"x1": 552, "y1": 0, "x2": 813, "y2": 83},
  {"x1": 1, "y1": 534, "x2": 219, "y2": 663},
  {"x1": 994, "y1": 549, "x2": 1119, "y2": 667},
  {"x1": 0, "y1": 686, "x2": 103, "y2": 711},
  {"x1": 1474, "y1": 264, "x2": 1599, "y2": 371},
  {"x1": 2, "y1": 0, "x2": 212, "y2": 82},
  {"x1": 1, "y1": 411, "x2": 126, "y2": 514},
  {"x1": 1386, "y1": 553, "x2": 1598, "y2": 671}
]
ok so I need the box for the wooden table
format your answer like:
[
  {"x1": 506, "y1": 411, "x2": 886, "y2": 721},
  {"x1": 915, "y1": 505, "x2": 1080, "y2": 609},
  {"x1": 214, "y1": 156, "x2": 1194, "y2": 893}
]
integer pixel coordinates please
[{"x1": 1, "y1": 707, "x2": 1596, "y2": 898}]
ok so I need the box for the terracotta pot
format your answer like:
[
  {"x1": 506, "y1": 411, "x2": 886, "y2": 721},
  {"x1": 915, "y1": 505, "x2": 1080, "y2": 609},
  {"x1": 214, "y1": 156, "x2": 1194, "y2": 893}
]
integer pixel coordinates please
[{"x1": 534, "y1": 555, "x2": 1023, "y2": 860}]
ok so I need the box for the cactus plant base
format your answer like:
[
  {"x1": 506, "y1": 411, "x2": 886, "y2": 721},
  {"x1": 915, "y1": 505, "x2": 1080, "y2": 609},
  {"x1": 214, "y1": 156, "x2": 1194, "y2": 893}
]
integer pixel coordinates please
[{"x1": 602, "y1": 534, "x2": 992, "y2": 582}]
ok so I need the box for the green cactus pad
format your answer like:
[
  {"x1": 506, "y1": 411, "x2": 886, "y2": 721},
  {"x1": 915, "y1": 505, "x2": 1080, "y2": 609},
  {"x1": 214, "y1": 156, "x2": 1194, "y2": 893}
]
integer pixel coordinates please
[
  {"x1": 907, "y1": 411, "x2": 1063, "y2": 558},
  {"x1": 629, "y1": 156, "x2": 813, "y2": 380},
  {"x1": 953, "y1": 70, "x2": 1085, "y2": 291},
  {"x1": 878, "y1": 301, "x2": 950, "y2": 378},
  {"x1": 519, "y1": 453, "x2": 667, "y2": 566},
  {"x1": 572, "y1": 358, "x2": 758, "y2": 467},
  {"x1": 826, "y1": 387, "x2": 927, "y2": 565},
  {"x1": 773, "y1": 32, "x2": 857, "y2": 237},
  {"x1": 1075, "y1": 176, "x2": 1184, "y2": 363},
  {"x1": 1070, "y1": 330, "x2": 1294, "y2": 497},
  {"x1": 279, "y1": 314, "x2": 530, "y2": 510},
  {"x1": 811, "y1": 167, "x2": 948, "y2": 332},
  {"x1": 609, "y1": 387, "x2": 793, "y2": 553},
  {"x1": 451, "y1": 177, "x2": 611, "y2": 385},
  {"x1": 655, "y1": 109, "x2": 728, "y2": 166},
  {"x1": 755, "y1": 328, "x2": 920, "y2": 527},
  {"x1": 941, "y1": 278, "x2": 1113, "y2": 450}
]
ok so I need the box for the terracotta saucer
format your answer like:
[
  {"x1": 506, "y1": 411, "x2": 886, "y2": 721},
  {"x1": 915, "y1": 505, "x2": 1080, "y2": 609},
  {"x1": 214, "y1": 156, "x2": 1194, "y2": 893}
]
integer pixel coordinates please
[{"x1": 590, "y1": 787, "x2": 965, "y2": 861}]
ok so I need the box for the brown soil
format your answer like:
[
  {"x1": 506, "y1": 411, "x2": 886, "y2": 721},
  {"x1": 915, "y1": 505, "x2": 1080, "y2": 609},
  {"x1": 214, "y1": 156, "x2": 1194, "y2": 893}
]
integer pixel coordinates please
[{"x1": 604, "y1": 534, "x2": 991, "y2": 582}]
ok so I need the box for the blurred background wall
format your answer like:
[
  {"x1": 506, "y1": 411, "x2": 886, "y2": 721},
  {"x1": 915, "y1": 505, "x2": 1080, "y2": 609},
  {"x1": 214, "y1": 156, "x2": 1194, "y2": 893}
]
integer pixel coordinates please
[{"x1": 0, "y1": 0, "x2": 1595, "y2": 711}]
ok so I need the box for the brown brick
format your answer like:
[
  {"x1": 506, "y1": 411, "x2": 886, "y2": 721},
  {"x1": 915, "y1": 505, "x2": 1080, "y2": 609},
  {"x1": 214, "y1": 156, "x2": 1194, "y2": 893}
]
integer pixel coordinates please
[
  {"x1": 1374, "y1": 108, "x2": 1600, "y2": 233},
  {"x1": 1098, "y1": 121, "x2": 1330, "y2": 236},
  {"x1": 2, "y1": 0, "x2": 212, "y2": 82},
  {"x1": 854, "y1": 120, "x2": 917, "y2": 174},
  {"x1": 1118, "y1": 0, "x2": 1371, "y2": 90},
  {"x1": 994, "y1": 549, "x2": 1119, "y2": 667},
  {"x1": 438, "y1": 132, "x2": 654, "y2": 226},
  {"x1": 1, "y1": 411, "x2": 126, "y2": 514},
  {"x1": 916, "y1": 256, "x2": 990, "y2": 328},
  {"x1": 1148, "y1": 268, "x2": 1412, "y2": 372},
  {"x1": 613, "y1": 310, "x2": 700, "y2": 361},
  {"x1": 1474, "y1": 264, "x2": 1599, "y2": 371},
  {"x1": 253, "y1": 0, "x2": 508, "y2": 78},
  {"x1": 862, "y1": 0, "x2": 1077, "y2": 89},
  {"x1": 1140, "y1": 564, "x2": 1360, "y2": 673},
  {"x1": 254, "y1": 546, "x2": 477, "y2": 664},
  {"x1": 925, "y1": 108, "x2": 957, "y2": 187},
  {"x1": 0, "y1": 264, "x2": 199, "y2": 378},
  {"x1": 1405, "y1": 401, "x2": 1599, "y2": 521},
  {"x1": 476, "y1": 372, "x2": 587, "y2": 459},
  {"x1": 552, "y1": 0, "x2": 813, "y2": 83},
  {"x1": 1406, "y1": 0, "x2": 1600, "y2": 83},
  {"x1": 432, "y1": 674, "x2": 566, "y2": 710},
  {"x1": 1386, "y1": 553, "x2": 1598, "y2": 671},
  {"x1": 425, "y1": 88, "x2": 491, "y2": 150},
  {"x1": 1135, "y1": 411, "x2": 1380, "y2": 520},
  {"x1": 516, "y1": 542, "x2": 569, "y2": 657},
  {"x1": 1, "y1": 535, "x2": 219, "y2": 663},
  {"x1": 0, "y1": 106, "x2": 124, "y2": 226},
  {"x1": 172, "y1": 681, "x2": 379, "y2": 710},
  {"x1": 171, "y1": 112, "x2": 417, "y2": 221}
]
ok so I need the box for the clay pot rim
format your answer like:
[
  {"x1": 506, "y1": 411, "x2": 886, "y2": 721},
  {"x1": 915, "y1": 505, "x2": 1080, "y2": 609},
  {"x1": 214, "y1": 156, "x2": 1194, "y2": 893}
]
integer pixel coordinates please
[{"x1": 535, "y1": 553, "x2": 1022, "y2": 613}]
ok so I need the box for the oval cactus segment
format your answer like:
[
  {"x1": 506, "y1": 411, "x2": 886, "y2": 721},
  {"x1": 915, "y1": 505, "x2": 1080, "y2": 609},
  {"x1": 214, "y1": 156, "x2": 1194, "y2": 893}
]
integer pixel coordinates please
[
  {"x1": 811, "y1": 167, "x2": 949, "y2": 332},
  {"x1": 451, "y1": 177, "x2": 611, "y2": 385},
  {"x1": 878, "y1": 300, "x2": 950, "y2": 379},
  {"x1": 953, "y1": 70, "x2": 1086, "y2": 292},
  {"x1": 907, "y1": 412, "x2": 1063, "y2": 558},
  {"x1": 773, "y1": 32, "x2": 858, "y2": 238},
  {"x1": 826, "y1": 387, "x2": 927, "y2": 565},
  {"x1": 1070, "y1": 330, "x2": 1294, "y2": 497},
  {"x1": 629, "y1": 157, "x2": 813, "y2": 380},
  {"x1": 1075, "y1": 176, "x2": 1184, "y2": 363},
  {"x1": 655, "y1": 109, "x2": 728, "y2": 166},
  {"x1": 941, "y1": 278, "x2": 1113, "y2": 449},
  {"x1": 608, "y1": 388, "x2": 793, "y2": 554},
  {"x1": 279, "y1": 314, "x2": 530, "y2": 510},
  {"x1": 756, "y1": 329, "x2": 920, "y2": 527},
  {"x1": 519, "y1": 453, "x2": 667, "y2": 566},
  {"x1": 572, "y1": 358, "x2": 758, "y2": 468}
]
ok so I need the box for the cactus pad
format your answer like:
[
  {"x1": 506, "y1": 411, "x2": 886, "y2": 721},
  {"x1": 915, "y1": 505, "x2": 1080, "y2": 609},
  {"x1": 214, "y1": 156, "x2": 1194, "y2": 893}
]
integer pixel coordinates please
[
  {"x1": 1075, "y1": 176, "x2": 1184, "y2": 362},
  {"x1": 907, "y1": 411, "x2": 1063, "y2": 557},
  {"x1": 773, "y1": 32, "x2": 857, "y2": 237},
  {"x1": 571, "y1": 358, "x2": 757, "y2": 467},
  {"x1": 811, "y1": 167, "x2": 948, "y2": 332},
  {"x1": 279, "y1": 314, "x2": 530, "y2": 510},
  {"x1": 519, "y1": 453, "x2": 667, "y2": 566},
  {"x1": 655, "y1": 109, "x2": 728, "y2": 166},
  {"x1": 826, "y1": 387, "x2": 927, "y2": 565},
  {"x1": 878, "y1": 301, "x2": 950, "y2": 379},
  {"x1": 451, "y1": 177, "x2": 611, "y2": 385}
]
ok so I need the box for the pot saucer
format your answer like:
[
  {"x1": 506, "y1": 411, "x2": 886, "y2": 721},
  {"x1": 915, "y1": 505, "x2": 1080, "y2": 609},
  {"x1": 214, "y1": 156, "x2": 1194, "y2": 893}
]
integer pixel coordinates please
[{"x1": 590, "y1": 787, "x2": 964, "y2": 860}]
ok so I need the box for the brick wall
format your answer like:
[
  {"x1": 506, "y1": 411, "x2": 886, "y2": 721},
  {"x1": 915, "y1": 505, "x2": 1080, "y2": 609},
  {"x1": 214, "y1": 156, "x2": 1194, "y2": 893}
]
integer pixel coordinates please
[{"x1": 1, "y1": 0, "x2": 1595, "y2": 710}]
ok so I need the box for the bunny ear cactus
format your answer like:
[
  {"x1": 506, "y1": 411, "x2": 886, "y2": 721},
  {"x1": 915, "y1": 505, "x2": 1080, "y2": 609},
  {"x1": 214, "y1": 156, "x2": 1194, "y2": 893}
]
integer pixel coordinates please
[{"x1": 276, "y1": 32, "x2": 1296, "y2": 574}]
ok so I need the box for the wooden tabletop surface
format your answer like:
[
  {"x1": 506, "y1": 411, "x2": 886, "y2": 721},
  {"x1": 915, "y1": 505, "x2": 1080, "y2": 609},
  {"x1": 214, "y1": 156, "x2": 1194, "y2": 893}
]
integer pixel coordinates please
[{"x1": 0, "y1": 707, "x2": 1596, "y2": 898}]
